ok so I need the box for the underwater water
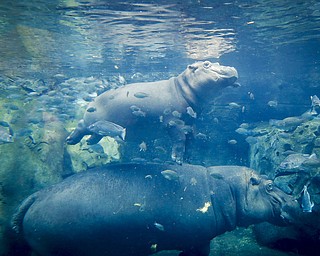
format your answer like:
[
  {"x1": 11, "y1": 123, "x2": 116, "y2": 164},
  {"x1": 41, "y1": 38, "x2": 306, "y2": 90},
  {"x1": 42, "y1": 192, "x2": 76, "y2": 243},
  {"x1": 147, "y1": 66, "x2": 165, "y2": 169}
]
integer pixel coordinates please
[{"x1": 1, "y1": 0, "x2": 320, "y2": 255}]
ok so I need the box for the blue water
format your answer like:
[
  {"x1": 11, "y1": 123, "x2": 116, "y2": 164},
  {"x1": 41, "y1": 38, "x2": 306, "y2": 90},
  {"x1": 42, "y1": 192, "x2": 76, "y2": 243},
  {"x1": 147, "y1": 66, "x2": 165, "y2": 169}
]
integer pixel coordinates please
[
  {"x1": 1, "y1": 0, "x2": 319, "y2": 117},
  {"x1": 0, "y1": 0, "x2": 320, "y2": 255}
]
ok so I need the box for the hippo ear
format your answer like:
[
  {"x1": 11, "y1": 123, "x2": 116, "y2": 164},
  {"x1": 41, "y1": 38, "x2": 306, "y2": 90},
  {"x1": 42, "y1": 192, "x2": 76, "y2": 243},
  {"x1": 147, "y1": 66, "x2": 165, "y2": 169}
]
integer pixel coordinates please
[{"x1": 250, "y1": 176, "x2": 261, "y2": 186}]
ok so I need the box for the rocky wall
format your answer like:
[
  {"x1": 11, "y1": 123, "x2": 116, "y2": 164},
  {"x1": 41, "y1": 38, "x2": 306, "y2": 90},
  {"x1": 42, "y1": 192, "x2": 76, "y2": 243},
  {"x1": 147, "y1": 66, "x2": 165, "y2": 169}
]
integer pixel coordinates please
[{"x1": 244, "y1": 116, "x2": 320, "y2": 255}]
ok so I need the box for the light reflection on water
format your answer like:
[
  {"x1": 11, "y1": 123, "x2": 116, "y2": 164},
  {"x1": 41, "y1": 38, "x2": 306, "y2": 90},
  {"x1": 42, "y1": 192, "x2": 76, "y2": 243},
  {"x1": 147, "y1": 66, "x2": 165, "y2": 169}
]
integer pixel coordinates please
[
  {"x1": 0, "y1": 1, "x2": 240, "y2": 77},
  {"x1": 0, "y1": 0, "x2": 318, "y2": 88}
]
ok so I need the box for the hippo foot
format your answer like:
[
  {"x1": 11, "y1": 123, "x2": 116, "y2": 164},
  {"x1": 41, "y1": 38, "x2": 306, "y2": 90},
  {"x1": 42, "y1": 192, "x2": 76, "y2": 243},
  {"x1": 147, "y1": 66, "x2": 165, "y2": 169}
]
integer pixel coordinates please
[
  {"x1": 66, "y1": 119, "x2": 88, "y2": 145},
  {"x1": 66, "y1": 132, "x2": 82, "y2": 145}
]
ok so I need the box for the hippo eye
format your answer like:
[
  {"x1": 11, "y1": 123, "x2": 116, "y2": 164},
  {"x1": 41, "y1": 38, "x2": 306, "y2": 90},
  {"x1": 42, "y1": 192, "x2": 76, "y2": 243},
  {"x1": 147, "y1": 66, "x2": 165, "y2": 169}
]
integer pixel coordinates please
[
  {"x1": 203, "y1": 61, "x2": 211, "y2": 69},
  {"x1": 266, "y1": 183, "x2": 273, "y2": 192}
]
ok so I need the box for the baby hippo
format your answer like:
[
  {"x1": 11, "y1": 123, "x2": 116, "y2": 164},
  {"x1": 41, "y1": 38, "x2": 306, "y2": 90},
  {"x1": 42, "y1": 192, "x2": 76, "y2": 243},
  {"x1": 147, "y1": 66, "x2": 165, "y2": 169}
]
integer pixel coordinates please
[{"x1": 66, "y1": 61, "x2": 238, "y2": 163}]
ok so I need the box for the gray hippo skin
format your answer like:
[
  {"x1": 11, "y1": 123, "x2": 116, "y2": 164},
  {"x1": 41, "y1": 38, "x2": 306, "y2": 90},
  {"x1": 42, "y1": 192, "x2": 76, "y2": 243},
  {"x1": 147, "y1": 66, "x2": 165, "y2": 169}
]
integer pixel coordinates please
[
  {"x1": 66, "y1": 61, "x2": 238, "y2": 163},
  {"x1": 12, "y1": 163, "x2": 299, "y2": 256}
]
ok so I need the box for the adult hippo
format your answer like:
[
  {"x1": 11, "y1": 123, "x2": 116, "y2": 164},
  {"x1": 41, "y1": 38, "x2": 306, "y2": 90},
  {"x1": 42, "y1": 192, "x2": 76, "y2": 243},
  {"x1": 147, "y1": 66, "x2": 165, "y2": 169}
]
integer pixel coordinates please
[
  {"x1": 66, "y1": 61, "x2": 238, "y2": 163},
  {"x1": 12, "y1": 163, "x2": 298, "y2": 256}
]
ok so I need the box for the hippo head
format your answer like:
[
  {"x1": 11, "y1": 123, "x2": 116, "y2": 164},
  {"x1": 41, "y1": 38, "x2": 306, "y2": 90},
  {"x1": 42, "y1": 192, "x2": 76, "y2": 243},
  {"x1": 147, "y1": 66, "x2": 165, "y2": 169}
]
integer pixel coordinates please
[
  {"x1": 208, "y1": 166, "x2": 299, "y2": 228},
  {"x1": 177, "y1": 61, "x2": 238, "y2": 104}
]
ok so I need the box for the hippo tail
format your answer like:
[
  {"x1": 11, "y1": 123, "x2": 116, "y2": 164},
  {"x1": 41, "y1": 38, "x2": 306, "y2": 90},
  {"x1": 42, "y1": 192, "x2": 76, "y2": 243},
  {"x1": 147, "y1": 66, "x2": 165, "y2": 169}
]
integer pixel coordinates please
[{"x1": 11, "y1": 192, "x2": 38, "y2": 234}]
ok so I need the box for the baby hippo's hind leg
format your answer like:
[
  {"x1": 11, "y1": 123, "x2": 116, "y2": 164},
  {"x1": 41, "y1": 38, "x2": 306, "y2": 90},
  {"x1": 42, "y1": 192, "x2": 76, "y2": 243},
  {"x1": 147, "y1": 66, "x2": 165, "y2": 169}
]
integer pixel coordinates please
[
  {"x1": 66, "y1": 119, "x2": 89, "y2": 145},
  {"x1": 168, "y1": 124, "x2": 186, "y2": 164}
]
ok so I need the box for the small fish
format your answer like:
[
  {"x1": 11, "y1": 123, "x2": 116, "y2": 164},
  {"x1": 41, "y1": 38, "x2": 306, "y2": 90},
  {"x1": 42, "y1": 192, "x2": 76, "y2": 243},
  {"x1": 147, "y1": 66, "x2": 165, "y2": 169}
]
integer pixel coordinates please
[
  {"x1": 228, "y1": 102, "x2": 241, "y2": 108},
  {"x1": 88, "y1": 120, "x2": 126, "y2": 140},
  {"x1": 239, "y1": 123, "x2": 250, "y2": 129},
  {"x1": 310, "y1": 95, "x2": 320, "y2": 114},
  {"x1": 150, "y1": 244, "x2": 157, "y2": 252},
  {"x1": 196, "y1": 202, "x2": 211, "y2": 213},
  {"x1": 131, "y1": 157, "x2": 147, "y2": 163},
  {"x1": 245, "y1": 136, "x2": 257, "y2": 144},
  {"x1": 161, "y1": 170, "x2": 179, "y2": 181},
  {"x1": 195, "y1": 132, "x2": 208, "y2": 140},
  {"x1": 163, "y1": 108, "x2": 171, "y2": 115},
  {"x1": 168, "y1": 119, "x2": 184, "y2": 127},
  {"x1": 186, "y1": 106, "x2": 197, "y2": 118},
  {"x1": 269, "y1": 117, "x2": 305, "y2": 130},
  {"x1": 132, "y1": 110, "x2": 146, "y2": 117},
  {"x1": 130, "y1": 105, "x2": 140, "y2": 112},
  {"x1": 134, "y1": 92, "x2": 149, "y2": 98},
  {"x1": 301, "y1": 185, "x2": 314, "y2": 213},
  {"x1": 279, "y1": 153, "x2": 309, "y2": 170},
  {"x1": 228, "y1": 139, "x2": 237, "y2": 145},
  {"x1": 181, "y1": 125, "x2": 193, "y2": 134},
  {"x1": 86, "y1": 107, "x2": 96, "y2": 113},
  {"x1": 172, "y1": 110, "x2": 182, "y2": 118},
  {"x1": 248, "y1": 92, "x2": 254, "y2": 100},
  {"x1": 235, "y1": 127, "x2": 253, "y2": 136},
  {"x1": 154, "y1": 222, "x2": 164, "y2": 231},
  {"x1": 139, "y1": 141, "x2": 147, "y2": 152},
  {"x1": 267, "y1": 100, "x2": 278, "y2": 107},
  {"x1": 310, "y1": 95, "x2": 320, "y2": 108},
  {"x1": 131, "y1": 72, "x2": 143, "y2": 79},
  {"x1": 190, "y1": 177, "x2": 197, "y2": 186},
  {"x1": 118, "y1": 74, "x2": 126, "y2": 84}
]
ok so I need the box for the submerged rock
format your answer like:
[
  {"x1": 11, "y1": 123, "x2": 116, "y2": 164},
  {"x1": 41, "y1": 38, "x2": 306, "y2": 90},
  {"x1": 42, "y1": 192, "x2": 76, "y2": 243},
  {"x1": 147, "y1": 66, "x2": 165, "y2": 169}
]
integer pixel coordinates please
[{"x1": 247, "y1": 117, "x2": 320, "y2": 254}]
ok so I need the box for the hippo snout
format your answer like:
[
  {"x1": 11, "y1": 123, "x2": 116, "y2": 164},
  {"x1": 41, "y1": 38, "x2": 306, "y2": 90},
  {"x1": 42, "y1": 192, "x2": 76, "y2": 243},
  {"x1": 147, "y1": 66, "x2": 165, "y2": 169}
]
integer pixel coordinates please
[
  {"x1": 219, "y1": 66, "x2": 238, "y2": 85},
  {"x1": 279, "y1": 198, "x2": 302, "y2": 225},
  {"x1": 228, "y1": 67, "x2": 238, "y2": 85},
  {"x1": 209, "y1": 63, "x2": 238, "y2": 85},
  {"x1": 271, "y1": 188, "x2": 301, "y2": 226}
]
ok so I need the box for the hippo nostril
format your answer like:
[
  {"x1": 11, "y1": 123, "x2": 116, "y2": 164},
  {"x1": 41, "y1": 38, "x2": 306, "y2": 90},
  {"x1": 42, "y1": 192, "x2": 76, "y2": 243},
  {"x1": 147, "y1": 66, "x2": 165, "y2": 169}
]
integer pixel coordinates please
[{"x1": 203, "y1": 61, "x2": 211, "y2": 69}]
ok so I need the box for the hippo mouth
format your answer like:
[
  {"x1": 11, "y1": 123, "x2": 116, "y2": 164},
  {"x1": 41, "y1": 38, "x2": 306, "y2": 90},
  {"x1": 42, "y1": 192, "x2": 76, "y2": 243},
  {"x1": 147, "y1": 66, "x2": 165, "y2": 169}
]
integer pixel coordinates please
[
  {"x1": 270, "y1": 192, "x2": 296, "y2": 225},
  {"x1": 207, "y1": 62, "x2": 238, "y2": 86}
]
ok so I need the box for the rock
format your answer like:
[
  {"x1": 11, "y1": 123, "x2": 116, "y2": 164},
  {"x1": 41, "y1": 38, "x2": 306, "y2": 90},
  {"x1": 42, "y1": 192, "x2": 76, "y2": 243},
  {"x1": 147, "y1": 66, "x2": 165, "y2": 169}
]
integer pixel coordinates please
[
  {"x1": 66, "y1": 136, "x2": 120, "y2": 173},
  {"x1": 247, "y1": 117, "x2": 320, "y2": 254}
]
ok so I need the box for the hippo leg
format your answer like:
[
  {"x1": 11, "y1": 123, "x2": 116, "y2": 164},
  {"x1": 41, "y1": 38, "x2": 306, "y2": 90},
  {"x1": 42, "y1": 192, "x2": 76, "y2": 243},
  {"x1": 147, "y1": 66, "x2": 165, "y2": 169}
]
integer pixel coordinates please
[
  {"x1": 168, "y1": 124, "x2": 186, "y2": 164},
  {"x1": 179, "y1": 242, "x2": 210, "y2": 256},
  {"x1": 66, "y1": 119, "x2": 89, "y2": 145},
  {"x1": 86, "y1": 133, "x2": 103, "y2": 145}
]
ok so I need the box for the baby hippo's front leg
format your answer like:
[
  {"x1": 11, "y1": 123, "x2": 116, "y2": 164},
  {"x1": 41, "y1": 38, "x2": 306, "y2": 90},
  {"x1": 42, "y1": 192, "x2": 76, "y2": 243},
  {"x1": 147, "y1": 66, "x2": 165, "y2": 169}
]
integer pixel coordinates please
[{"x1": 167, "y1": 122, "x2": 186, "y2": 164}]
